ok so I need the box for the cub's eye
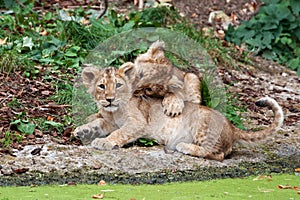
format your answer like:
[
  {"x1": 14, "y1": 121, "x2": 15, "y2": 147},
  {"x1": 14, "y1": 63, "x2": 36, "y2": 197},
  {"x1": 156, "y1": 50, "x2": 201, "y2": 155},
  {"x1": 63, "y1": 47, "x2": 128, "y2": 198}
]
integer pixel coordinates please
[
  {"x1": 116, "y1": 83, "x2": 123, "y2": 88},
  {"x1": 98, "y1": 84, "x2": 105, "y2": 89}
]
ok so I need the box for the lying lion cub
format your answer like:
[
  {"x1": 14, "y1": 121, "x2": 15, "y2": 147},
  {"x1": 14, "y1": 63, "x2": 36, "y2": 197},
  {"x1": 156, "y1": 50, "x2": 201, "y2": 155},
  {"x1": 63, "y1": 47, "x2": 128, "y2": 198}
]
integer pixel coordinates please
[{"x1": 74, "y1": 63, "x2": 284, "y2": 161}]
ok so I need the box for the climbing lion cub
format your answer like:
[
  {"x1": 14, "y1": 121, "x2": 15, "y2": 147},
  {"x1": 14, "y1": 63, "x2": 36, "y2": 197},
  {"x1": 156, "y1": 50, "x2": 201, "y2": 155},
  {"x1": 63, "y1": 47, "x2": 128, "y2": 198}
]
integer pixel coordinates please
[
  {"x1": 74, "y1": 64, "x2": 284, "y2": 161},
  {"x1": 132, "y1": 40, "x2": 201, "y2": 117}
]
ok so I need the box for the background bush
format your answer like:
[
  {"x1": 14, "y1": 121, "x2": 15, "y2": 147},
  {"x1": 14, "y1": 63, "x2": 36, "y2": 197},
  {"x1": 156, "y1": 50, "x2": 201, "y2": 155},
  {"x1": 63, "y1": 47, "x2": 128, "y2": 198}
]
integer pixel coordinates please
[{"x1": 225, "y1": 0, "x2": 300, "y2": 75}]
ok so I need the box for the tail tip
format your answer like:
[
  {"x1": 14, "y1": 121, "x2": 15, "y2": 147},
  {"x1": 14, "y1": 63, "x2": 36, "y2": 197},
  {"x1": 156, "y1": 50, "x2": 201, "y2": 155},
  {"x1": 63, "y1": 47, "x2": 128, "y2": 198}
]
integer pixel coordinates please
[{"x1": 255, "y1": 97, "x2": 274, "y2": 107}]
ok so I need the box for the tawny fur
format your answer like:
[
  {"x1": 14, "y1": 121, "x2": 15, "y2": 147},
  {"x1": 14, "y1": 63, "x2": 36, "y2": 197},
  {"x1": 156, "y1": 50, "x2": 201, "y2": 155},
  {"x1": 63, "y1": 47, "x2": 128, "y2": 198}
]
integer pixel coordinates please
[
  {"x1": 74, "y1": 65, "x2": 284, "y2": 161},
  {"x1": 131, "y1": 40, "x2": 201, "y2": 117}
]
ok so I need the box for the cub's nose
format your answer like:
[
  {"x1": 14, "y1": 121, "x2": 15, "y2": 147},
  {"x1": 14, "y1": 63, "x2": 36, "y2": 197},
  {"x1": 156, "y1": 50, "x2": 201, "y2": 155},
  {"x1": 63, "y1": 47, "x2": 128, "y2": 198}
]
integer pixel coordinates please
[{"x1": 106, "y1": 97, "x2": 115, "y2": 104}]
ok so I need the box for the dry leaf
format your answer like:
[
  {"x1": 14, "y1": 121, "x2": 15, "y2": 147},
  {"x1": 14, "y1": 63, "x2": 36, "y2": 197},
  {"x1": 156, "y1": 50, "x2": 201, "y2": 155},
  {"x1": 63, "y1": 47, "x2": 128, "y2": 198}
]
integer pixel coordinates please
[
  {"x1": 12, "y1": 167, "x2": 29, "y2": 174},
  {"x1": 277, "y1": 184, "x2": 292, "y2": 189},
  {"x1": 41, "y1": 90, "x2": 51, "y2": 95},
  {"x1": 92, "y1": 194, "x2": 104, "y2": 199},
  {"x1": 47, "y1": 116, "x2": 54, "y2": 121},
  {"x1": 67, "y1": 181, "x2": 77, "y2": 186},
  {"x1": 40, "y1": 29, "x2": 48, "y2": 36},
  {"x1": 253, "y1": 175, "x2": 272, "y2": 181},
  {"x1": 214, "y1": 30, "x2": 225, "y2": 40},
  {"x1": 81, "y1": 18, "x2": 90, "y2": 25},
  {"x1": 98, "y1": 180, "x2": 106, "y2": 186},
  {"x1": 0, "y1": 37, "x2": 8, "y2": 45},
  {"x1": 293, "y1": 186, "x2": 300, "y2": 191},
  {"x1": 191, "y1": 13, "x2": 198, "y2": 18}
]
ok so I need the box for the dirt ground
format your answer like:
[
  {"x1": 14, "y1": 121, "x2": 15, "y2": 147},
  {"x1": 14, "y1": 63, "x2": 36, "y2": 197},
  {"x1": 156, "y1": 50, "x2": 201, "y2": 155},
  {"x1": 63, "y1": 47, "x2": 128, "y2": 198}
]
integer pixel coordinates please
[{"x1": 0, "y1": 0, "x2": 299, "y2": 185}]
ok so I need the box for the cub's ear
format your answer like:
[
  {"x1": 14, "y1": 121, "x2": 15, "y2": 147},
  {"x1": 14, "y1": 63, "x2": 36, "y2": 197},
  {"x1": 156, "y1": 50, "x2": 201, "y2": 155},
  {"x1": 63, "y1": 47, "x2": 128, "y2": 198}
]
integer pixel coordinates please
[
  {"x1": 81, "y1": 65, "x2": 99, "y2": 89},
  {"x1": 119, "y1": 62, "x2": 135, "y2": 78}
]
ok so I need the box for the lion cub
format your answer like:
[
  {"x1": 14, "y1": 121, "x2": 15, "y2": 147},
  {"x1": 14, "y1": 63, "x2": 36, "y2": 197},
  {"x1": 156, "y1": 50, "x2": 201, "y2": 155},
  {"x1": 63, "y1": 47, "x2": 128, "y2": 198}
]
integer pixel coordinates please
[
  {"x1": 131, "y1": 40, "x2": 201, "y2": 117},
  {"x1": 74, "y1": 64, "x2": 284, "y2": 161}
]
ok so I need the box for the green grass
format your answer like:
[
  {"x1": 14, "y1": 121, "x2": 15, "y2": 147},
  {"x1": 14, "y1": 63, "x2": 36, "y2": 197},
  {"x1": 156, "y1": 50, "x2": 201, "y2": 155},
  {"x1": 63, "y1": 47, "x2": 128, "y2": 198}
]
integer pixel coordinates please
[{"x1": 0, "y1": 174, "x2": 299, "y2": 200}]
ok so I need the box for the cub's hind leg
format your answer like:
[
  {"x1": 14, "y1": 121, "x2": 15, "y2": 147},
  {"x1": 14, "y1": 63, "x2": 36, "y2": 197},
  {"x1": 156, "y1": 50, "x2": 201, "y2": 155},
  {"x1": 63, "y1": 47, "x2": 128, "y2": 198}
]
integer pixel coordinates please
[
  {"x1": 183, "y1": 72, "x2": 201, "y2": 104},
  {"x1": 176, "y1": 142, "x2": 224, "y2": 161}
]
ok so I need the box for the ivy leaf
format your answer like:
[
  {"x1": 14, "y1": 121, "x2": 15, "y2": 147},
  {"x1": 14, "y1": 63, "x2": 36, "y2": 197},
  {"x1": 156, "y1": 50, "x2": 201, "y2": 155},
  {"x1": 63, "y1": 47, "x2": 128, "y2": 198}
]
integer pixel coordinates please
[
  {"x1": 288, "y1": 58, "x2": 300, "y2": 70},
  {"x1": 17, "y1": 123, "x2": 35, "y2": 134},
  {"x1": 291, "y1": 0, "x2": 300, "y2": 15},
  {"x1": 262, "y1": 50, "x2": 277, "y2": 60},
  {"x1": 44, "y1": 120, "x2": 63, "y2": 128},
  {"x1": 22, "y1": 36, "x2": 34, "y2": 50},
  {"x1": 121, "y1": 20, "x2": 135, "y2": 31},
  {"x1": 275, "y1": 4, "x2": 291, "y2": 21},
  {"x1": 11, "y1": 119, "x2": 35, "y2": 134},
  {"x1": 4, "y1": 0, "x2": 17, "y2": 9},
  {"x1": 262, "y1": 32, "x2": 274, "y2": 49}
]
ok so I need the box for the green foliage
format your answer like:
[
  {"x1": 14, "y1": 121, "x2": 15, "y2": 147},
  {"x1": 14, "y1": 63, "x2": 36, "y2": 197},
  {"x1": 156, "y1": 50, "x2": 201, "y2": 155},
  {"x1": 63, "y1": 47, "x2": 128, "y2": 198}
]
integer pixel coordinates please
[
  {"x1": 50, "y1": 82, "x2": 73, "y2": 105},
  {"x1": 225, "y1": 0, "x2": 300, "y2": 75},
  {"x1": 137, "y1": 138, "x2": 158, "y2": 147},
  {"x1": 1, "y1": 3, "x2": 246, "y2": 136},
  {"x1": 10, "y1": 119, "x2": 35, "y2": 134},
  {"x1": 1, "y1": 131, "x2": 13, "y2": 148},
  {"x1": 1, "y1": 130, "x2": 25, "y2": 148},
  {"x1": 31, "y1": 117, "x2": 65, "y2": 133},
  {"x1": 7, "y1": 97, "x2": 23, "y2": 109},
  {"x1": 225, "y1": 95, "x2": 246, "y2": 130}
]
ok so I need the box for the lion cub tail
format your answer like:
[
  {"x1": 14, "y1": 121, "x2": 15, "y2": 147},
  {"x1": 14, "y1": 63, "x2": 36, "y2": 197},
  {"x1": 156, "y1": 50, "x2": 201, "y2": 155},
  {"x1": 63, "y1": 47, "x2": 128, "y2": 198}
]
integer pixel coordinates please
[{"x1": 234, "y1": 97, "x2": 284, "y2": 142}]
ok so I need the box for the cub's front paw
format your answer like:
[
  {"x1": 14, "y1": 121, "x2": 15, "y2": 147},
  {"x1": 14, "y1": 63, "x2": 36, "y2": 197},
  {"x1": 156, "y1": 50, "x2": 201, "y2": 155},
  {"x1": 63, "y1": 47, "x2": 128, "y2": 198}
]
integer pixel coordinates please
[
  {"x1": 91, "y1": 138, "x2": 118, "y2": 150},
  {"x1": 162, "y1": 95, "x2": 184, "y2": 117},
  {"x1": 73, "y1": 125, "x2": 95, "y2": 144}
]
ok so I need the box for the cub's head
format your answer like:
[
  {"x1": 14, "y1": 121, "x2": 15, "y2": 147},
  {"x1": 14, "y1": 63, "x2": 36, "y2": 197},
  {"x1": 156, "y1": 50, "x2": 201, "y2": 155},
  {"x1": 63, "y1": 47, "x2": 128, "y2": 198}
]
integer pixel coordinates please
[{"x1": 81, "y1": 62, "x2": 135, "y2": 112}]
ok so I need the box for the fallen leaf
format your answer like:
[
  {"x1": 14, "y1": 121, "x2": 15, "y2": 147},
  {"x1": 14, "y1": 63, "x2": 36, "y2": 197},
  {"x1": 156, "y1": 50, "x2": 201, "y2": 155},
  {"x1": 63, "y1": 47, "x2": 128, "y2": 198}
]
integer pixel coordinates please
[
  {"x1": 93, "y1": 164, "x2": 101, "y2": 170},
  {"x1": 47, "y1": 116, "x2": 54, "y2": 121},
  {"x1": 253, "y1": 175, "x2": 272, "y2": 181},
  {"x1": 293, "y1": 186, "x2": 300, "y2": 191},
  {"x1": 191, "y1": 13, "x2": 198, "y2": 18},
  {"x1": 0, "y1": 37, "x2": 8, "y2": 45},
  {"x1": 92, "y1": 194, "x2": 104, "y2": 199},
  {"x1": 41, "y1": 90, "x2": 51, "y2": 95},
  {"x1": 214, "y1": 30, "x2": 225, "y2": 39},
  {"x1": 277, "y1": 184, "x2": 292, "y2": 189},
  {"x1": 40, "y1": 29, "x2": 48, "y2": 36},
  {"x1": 81, "y1": 18, "x2": 90, "y2": 25},
  {"x1": 67, "y1": 181, "x2": 77, "y2": 186},
  {"x1": 12, "y1": 167, "x2": 29, "y2": 174},
  {"x1": 98, "y1": 180, "x2": 106, "y2": 186}
]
